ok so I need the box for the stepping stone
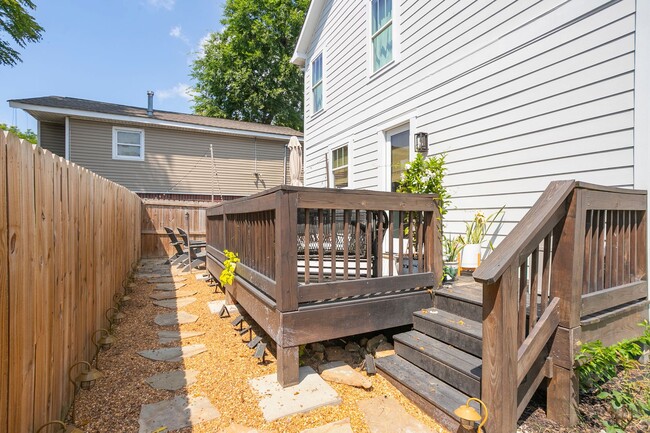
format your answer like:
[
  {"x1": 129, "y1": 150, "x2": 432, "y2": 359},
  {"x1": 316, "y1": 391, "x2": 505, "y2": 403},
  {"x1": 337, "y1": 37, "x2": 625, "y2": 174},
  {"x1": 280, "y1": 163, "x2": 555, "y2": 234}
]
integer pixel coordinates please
[
  {"x1": 358, "y1": 397, "x2": 430, "y2": 433},
  {"x1": 150, "y1": 290, "x2": 197, "y2": 300},
  {"x1": 154, "y1": 282, "x2": 187, "y2": 291},
  {"x1": 301, "y1": 419, "x2": 353, "y2": 433},
  {"x1": 154, "y1": 311, "x2": 199, "y2": 326},
  {"x1": 153, "y1": 297, "x2": 197, "y2": 310},
  {"x1": 145, "y1": 370, "x2": 199, "y2": 390},
  {"x1": 148, "y1": 276, "x2": 187, "y2": 284},
  {"x1": 318, "y1": 361, "x2": 372, "y2": 389},
  {"x1": 138, "y1": 395, "x2": 219, "y2": 433},
  {"x1": 158, "y1": 330, "x2": 205, "y2": 344},
  {"x1": 138, "y1": 344, "x2": 207, "y2": 362},
  {"x1": 195, "y1": 273, "x2": 210, "y2": 281},
  {"x1": 207, "y1": 300, "x2": 239, "y2": 315},
  {"x1": 249, "y1": 366, "x2": 341, "y2": 422}
]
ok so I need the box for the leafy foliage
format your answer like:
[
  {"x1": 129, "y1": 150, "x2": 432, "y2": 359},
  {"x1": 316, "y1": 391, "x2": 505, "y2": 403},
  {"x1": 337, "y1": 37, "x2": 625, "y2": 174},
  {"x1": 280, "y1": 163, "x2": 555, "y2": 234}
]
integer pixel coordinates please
[
  {"x1": 575, "y1": 321, "x2": 650, "y2": 432},
  {"x1": 191, "y1": 0, "x2": 309, "y2": 131},
  {"x1": 396, "y1": 153, "x2": 451, "y2": 218},
  {"x1": 1, "y1": 122, "x2": 36, "y2": 143},
  {"x1": 218, "y1": 249, "x2": 240, "y2": 286},
  {"x1": 0, "y1": 0, "x2": 44, "y2": 66},
  {"x1": 459, "y1": 207, "x2": 505, "y2": 247}
]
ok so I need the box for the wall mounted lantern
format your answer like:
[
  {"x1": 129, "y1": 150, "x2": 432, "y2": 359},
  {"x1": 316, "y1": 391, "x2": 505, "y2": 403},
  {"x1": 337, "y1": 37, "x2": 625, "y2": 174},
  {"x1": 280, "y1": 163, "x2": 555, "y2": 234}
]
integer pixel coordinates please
[{"x1": 414, "y1": 132, "x2": 429, "y2": 154}]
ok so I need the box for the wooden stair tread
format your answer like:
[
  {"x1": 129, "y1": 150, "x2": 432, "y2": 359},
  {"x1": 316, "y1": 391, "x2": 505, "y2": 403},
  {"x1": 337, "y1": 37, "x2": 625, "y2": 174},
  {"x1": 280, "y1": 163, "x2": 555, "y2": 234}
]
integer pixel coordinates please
[
  {"x1": 437, "y1": 280, "x2": 483, "y2": 306},
  {"x1": 414, "y1": 308, "x2": 482, "y2": 340},
  {"x1": 395, "y1": 331, "x2": 482, "y2": 381},
  {"x1": 376, "y1": 355, "x2": 474, "y2": 420}
]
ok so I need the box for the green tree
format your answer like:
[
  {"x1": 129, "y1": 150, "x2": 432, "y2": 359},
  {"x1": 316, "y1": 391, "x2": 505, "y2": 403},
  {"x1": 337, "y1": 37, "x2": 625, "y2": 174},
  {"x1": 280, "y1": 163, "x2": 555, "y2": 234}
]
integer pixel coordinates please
[
  {"x1": 191, "y1": 0, "x2": 309, "y2": 131},
  {"x1": 1, "y1": 123, "x2": 37, "y2": 143},
  {"x1": 0, "y1": 0, "x2": 44, "y2": 66}
]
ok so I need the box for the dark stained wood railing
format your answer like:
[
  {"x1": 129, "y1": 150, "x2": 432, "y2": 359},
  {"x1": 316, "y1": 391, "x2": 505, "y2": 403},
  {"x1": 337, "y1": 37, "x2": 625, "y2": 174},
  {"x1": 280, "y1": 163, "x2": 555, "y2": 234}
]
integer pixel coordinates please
[
  {"x1": 474, "y1": 181, "x2": 647, "y2": 432},
  {"x1": 207, "y1": 186, "x2": 442, "y2": 310}
]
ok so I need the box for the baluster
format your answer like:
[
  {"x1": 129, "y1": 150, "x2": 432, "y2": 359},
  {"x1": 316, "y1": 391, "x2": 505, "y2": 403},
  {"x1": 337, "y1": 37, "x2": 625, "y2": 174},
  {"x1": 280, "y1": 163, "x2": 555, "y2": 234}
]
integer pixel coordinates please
[
  {"x1": 408, "y1": 212, "x2": 414, "y2": 274},
  {"x1": 318, "y1": 209, "x2": 324, "y2": 282},
  {"x1": 377, "y1": 210, "x2": 384, "y2": 277},
  {"x1": 624, "y1": 210, "x2": 631, "y2": 284},
  {"x1": 355, "y1": 210, "x2": 361, "y2": 279},
  {"x1": 630, "y1": 211, "x2": 637, "y2": 280},
  {"x1": 366, "y1": 210, "x2": 372, "y2": 278},
  {"x1": 343, "y1": 210, "x2": 349, "y2": 280},
  {"x1": 305, "y1": 209, "x2": 310, "y2": 284},
  {"x1": 529, "y1": 247, "x2": 539, "y2": 331},
  {"x1": 541, "y1": 234, "x2": 551, "y2": 314},
  {"x1": 398, "y1": 211, "x2": 404, "y2": 275},
  {"x1": 518, "y1": 261, "x2": 528, "y2": 345},
  {"x1": 388, "y1": 210, "x2": 394, "y2": 276},
  {"x1": 597, "y1": 210, "x2": 605, "y2": 292},
  {"x1": 605, "y1": 210, "x2": 613, "y2": 289},
  {"x1": 331, "y1": 209, "x2": 337, "y2": 281},
  {"x1": 583, "y1": 210, "x2": 593, "y2": 294}
]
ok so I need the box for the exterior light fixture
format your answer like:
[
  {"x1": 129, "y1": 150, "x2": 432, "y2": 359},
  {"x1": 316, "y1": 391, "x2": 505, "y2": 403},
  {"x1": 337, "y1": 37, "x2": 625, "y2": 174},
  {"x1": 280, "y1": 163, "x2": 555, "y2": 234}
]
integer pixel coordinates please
[
  {"x1": 69, "y1": 360, "x2": 103, "y2": 391},
  {"x1": 92, "y1": 328, "x2": 116, "y2": 352},
  {"x1": 414, "y1": 132, "x2": 429, "y2": 154},
  {"x1": 36, "y1": 420, "x2": 85, "y2": 433},
  {"x1": 454, "y1": 397, "x2": 488, "y2": 432},
  {"x1": 105, "y1": 306, "x2": 125, "y2": 328}
]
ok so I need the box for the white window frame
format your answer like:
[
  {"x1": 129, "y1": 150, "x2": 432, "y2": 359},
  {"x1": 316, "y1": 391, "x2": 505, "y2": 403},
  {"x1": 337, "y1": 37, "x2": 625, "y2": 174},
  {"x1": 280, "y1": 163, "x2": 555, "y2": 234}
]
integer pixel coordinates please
[
  {"x1": 367, "y1": 0, "x2": 400, "y2": 78},
  {"x1": 311, "y1": 51, "x2": 325, "y2": 115},
  {"x1": 112, "y1": 126, "x2": 145, "y2": 161},
  {"x1": 330, "y1": 143, "x2": 350, "y2": 188}
]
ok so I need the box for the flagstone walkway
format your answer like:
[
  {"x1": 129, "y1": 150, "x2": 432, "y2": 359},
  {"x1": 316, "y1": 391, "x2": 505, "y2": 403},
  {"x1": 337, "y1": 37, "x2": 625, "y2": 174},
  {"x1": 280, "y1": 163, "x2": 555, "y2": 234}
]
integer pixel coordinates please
[{"x1": 72, "y1": 258, "x2": 447, "y2": 433}]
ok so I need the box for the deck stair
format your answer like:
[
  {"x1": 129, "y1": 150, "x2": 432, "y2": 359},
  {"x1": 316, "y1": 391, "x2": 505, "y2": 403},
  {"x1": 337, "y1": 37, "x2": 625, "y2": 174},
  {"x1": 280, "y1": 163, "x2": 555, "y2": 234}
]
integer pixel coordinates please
[{"x1": 376, "y1": 280, "x2": 483, "y2": 431}]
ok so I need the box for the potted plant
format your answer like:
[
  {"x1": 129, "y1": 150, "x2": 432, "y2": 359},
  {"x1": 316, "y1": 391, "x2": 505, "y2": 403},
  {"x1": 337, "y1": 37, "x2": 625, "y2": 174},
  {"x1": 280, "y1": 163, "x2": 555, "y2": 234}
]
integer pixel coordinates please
[
  {"x1": 443, "y1": 234, "x2": 463, "y2": 282},
  {"x1": 459, "y1": 207, "x2": 505, "y2": 269}
]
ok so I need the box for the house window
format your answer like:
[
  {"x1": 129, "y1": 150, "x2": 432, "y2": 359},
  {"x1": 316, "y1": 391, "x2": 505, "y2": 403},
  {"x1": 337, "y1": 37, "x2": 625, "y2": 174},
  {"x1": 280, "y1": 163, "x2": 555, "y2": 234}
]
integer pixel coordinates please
[
  {"x1": 312, "y1": 53, "x2": 324, "y2": 114},
  {"x1": 371, "y1": 0, "x2": 393, "y2": 72},
  {"x1": 332, "y1": 145, "x2": 348, "y2": 188},
  {"x1": 112, "y1": 127, "x2": 144, "y2": 161}
]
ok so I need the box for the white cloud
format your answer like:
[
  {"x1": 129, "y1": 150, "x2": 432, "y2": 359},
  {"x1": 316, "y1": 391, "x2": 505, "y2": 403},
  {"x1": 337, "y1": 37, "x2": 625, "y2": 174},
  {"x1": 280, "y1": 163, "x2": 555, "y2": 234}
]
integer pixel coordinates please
[
  {"x1": 147, "y1": 0, "x2": 175, "y2": 10},
  {"x1": 194, "y1": 32, "x2": 213, "y2": 59},
  {"x1": 170, "y1": 25, "x2": 190, "y2": 45},
  {"x1": 156, "y1": 83, "x2": 194, "y2": 101}
]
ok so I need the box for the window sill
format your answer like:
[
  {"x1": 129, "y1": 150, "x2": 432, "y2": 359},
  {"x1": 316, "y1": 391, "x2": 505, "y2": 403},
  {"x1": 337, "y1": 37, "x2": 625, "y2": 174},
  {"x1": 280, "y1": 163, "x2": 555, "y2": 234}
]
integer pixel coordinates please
[
  {"x1": 368, "y1": 60, "x2": 398, "y2": 82},
  {"x1": 311, "y1": 108, "x2": 326, "y2": 120},
  {"x1": 112, "y1": 156, "x2": 145, "y2": 162}
]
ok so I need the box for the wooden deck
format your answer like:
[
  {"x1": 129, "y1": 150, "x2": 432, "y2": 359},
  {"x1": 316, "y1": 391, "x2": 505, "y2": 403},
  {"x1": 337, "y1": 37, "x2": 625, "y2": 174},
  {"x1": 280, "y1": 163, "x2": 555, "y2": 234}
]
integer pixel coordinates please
[{"x1": 205, "y1": 185, "x2": 443, "y2": 385}]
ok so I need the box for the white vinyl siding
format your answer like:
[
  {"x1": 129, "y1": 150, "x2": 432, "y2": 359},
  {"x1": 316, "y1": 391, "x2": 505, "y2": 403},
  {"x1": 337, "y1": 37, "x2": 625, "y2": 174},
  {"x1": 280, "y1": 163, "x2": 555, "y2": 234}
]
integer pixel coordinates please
[
  {"x1": 112, "y1": 127, "x2": 144, "y2": 161},
  {"x1": 302, "y1": 0, "x2": 640, "y2": 248},
  {"x1": 312, "y1": 53, "x2": 324, "y2": 114}
]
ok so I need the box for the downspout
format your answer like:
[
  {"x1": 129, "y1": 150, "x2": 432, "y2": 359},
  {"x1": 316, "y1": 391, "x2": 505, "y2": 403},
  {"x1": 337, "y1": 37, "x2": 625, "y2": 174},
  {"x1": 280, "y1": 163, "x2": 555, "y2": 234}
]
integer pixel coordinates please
[{"x1": 64, "y1": 116, "x2": 70, "y2": 160}]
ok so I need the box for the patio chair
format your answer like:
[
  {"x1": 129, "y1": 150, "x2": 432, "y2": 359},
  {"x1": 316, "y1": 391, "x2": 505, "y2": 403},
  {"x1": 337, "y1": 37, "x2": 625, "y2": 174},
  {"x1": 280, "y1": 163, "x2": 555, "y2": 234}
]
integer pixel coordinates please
[
  {"x1": 176, "y1": 227, "x2": 207, "y2": 272},
  {"x1": 163, "y1": 226, "x2": 187, "y2": 265}
]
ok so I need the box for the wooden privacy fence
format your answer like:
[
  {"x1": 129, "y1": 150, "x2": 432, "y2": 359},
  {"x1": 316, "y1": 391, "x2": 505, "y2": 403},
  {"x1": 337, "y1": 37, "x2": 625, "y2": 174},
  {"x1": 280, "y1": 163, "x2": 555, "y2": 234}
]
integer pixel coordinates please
[
  {"x1": 0, "y1": 131, "x2": 142, "y2": 432},
  {"x1": 141, "y1": 199, "x2": 209, "y2": 258}
]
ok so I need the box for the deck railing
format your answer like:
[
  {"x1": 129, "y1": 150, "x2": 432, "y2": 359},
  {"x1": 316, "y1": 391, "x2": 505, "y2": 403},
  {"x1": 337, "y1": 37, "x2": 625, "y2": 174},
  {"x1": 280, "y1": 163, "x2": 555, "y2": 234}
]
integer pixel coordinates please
[
  {"x1": 207, "y1": 186, "x2": 442, "y2": 313},
  {"x1": 474, "y1": 181, "x2": 647, "y2": 432}
]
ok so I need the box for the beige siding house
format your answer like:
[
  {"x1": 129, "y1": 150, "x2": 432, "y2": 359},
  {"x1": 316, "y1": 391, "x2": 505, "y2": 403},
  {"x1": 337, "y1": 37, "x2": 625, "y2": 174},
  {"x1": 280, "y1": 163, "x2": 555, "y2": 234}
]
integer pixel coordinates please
[{"x1": 9, "y1": 96, "x2": 303, "y2": 200}]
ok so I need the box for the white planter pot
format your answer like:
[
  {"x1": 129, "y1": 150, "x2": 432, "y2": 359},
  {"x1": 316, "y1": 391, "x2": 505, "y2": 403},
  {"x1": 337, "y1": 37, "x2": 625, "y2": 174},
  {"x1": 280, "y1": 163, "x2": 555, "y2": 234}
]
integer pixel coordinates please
[{"x1": 461, "y1": 243, "x2": 482, "y2": 268}]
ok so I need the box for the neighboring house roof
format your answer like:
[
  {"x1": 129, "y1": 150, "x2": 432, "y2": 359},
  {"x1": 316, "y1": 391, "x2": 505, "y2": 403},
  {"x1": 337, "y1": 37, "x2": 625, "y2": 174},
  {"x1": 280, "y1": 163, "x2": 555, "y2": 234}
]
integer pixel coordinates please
[
  {"x1": 291, "y1": 0, "x2": 326, "y2": 66},
  {"x1": 9, "y1": 96, "x2": 303, "y2": 140}
]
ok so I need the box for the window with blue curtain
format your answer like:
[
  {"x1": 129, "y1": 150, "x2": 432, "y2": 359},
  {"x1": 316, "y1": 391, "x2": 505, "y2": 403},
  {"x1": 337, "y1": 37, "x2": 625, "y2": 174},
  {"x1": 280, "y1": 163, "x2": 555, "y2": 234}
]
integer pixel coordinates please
[
  {"x1": 312, "y1": 53, "x2": 323, "y2": 113},
  {"x1": 371, "y1": 0, "x2": 393, "y2": 72}
]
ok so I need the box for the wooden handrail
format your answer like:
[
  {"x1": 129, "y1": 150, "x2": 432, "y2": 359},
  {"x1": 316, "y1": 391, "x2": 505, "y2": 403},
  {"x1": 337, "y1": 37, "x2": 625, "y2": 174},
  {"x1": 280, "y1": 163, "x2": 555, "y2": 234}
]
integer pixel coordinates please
[{"x1": 474, "y1": 180, "x2": 575, "y2": 285}]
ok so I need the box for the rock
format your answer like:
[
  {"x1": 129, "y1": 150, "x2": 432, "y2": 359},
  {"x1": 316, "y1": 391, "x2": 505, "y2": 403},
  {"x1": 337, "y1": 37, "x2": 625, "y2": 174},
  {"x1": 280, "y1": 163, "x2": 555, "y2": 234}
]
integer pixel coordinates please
[
  {"x1": 310, "y1": 342, "x2": 325, "y2": 353},
  {"x1": 145, "y1": 370, "x2": 199, "y2": 390},
  {"x1": 324, "y1": 346, "x2": 355, "y2": 364},
  {"x1": 154, "y1": 282, "x2": 187, "y2": 291},
  {"x1": 154, "y1": 311, "x2": 199, "y2": 326},
  {"x1": 366, "y1": 334, "x2": 386, "y2": 352},
  {"x1": 318, "y1": 361, "x2": 372, "y2": 389},
  {"x1": 345, "y1": 342, "x2": 361, "y2": 352},
  {"x1": 359, "y1": 337, "x2": 369, "y2": 347},
  {"x1": 138, "y1": 344, "x2": 207, "y2": 362},
  {"x1": 374, "y1": 342, "x2": 395, "y2": 358},
  {"x1": 301, "y1": 419, "x2": 353, "y2": 433},
  {"x1": 358, "y1": 397, "x2": 430, "y2": 433},
  {"x1": 312, "y1": 352, "x2": 325, "y2": 362},
  {"x1": 153, "y1": 297, "x2": 197, "y2": 310},
  {"x1": 138, "y1": 396, "x2": 219, "y2": 433}
]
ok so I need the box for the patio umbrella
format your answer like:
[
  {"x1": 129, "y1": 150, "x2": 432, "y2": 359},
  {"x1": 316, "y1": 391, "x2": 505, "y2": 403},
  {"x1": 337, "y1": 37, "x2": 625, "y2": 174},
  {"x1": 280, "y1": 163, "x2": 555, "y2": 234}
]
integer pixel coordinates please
[{"x1": 288, "y1": 136, "x2": 303, "y2": 186}]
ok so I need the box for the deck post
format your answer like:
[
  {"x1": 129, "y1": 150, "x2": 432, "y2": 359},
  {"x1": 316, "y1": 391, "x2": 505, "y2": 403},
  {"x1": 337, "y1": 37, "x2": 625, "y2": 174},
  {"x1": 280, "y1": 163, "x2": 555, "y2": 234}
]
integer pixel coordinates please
[
  {"x1": 546, "y1": 191, "x2": 582, "y2": 426},
  {"x1": 277, "y1": 345, "x2": 300, "y2": 387},
  {"x1": 481, "y1": 265, "x2": 518, "y2": 433}
]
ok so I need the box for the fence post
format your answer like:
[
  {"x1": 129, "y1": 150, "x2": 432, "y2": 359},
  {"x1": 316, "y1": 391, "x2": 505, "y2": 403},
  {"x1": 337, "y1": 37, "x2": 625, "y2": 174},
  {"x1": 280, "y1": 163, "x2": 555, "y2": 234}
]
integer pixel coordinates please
[
  {"x1": 546, "y1": 190, "x2": 582, "y2": 426},
  {"x1": 481, "y1": 265, "x2": 519, "y2": 433}
]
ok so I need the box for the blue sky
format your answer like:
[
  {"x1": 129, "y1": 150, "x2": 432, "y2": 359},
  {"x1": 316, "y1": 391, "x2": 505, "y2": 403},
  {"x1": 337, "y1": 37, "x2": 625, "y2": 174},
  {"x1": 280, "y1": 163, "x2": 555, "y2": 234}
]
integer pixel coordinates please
[{"x1": 0, "y1": 0, "x2": 225, "y2": 132}]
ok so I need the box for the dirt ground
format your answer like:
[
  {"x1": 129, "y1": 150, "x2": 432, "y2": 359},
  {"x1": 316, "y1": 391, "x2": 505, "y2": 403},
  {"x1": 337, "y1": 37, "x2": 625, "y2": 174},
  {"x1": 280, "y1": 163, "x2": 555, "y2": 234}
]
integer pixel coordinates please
[{"x1": 71, "y1": 260, "x2": 448, "y2": 433}]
